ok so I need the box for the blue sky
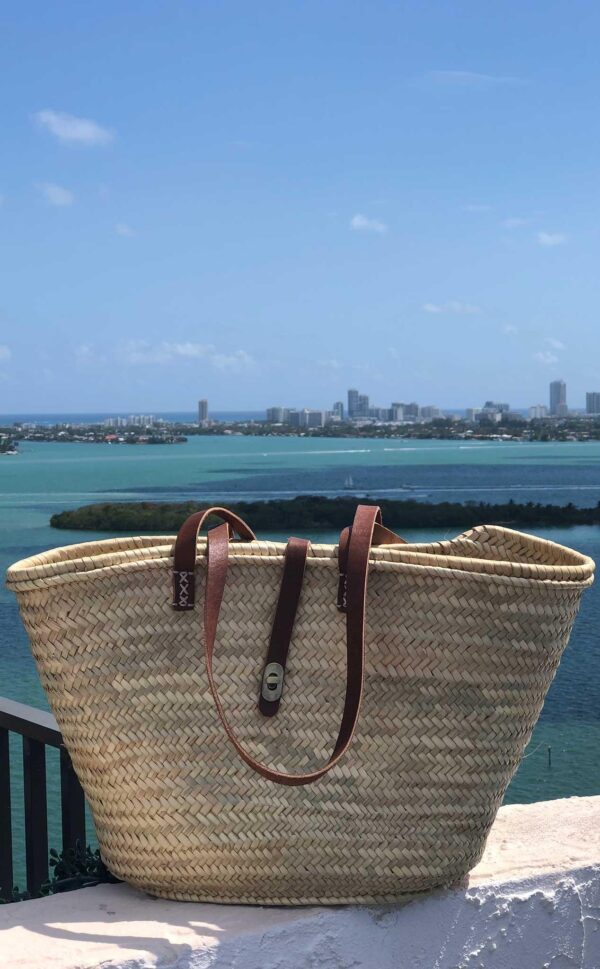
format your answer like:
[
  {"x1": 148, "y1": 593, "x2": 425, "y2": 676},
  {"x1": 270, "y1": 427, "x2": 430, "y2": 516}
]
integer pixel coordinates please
[{"x1": 1, "y1": 0, "x2": 600, "y2": 413}]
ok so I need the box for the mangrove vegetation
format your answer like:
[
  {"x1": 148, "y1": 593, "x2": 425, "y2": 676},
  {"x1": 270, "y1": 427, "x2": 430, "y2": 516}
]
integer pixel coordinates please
[{"x1": 50, "y1": 496, "x2": 600, "y2": 533}]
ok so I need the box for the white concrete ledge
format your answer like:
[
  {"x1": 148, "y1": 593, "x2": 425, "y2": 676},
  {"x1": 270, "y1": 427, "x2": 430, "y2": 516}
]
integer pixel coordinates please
[{"x1": 2, "y1": 796, "x2": 600, "y2": 969}]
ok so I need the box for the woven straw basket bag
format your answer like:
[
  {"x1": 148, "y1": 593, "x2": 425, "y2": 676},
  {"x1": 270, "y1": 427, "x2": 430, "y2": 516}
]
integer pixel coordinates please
[{"x1": 7, "y1": 504, "x2": 594, "y2": 905}]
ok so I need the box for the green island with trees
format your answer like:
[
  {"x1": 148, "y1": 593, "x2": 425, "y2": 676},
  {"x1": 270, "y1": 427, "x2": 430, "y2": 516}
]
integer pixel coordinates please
[{"x1": 50, "y1": 495, "x2": 600, "y2": 533}]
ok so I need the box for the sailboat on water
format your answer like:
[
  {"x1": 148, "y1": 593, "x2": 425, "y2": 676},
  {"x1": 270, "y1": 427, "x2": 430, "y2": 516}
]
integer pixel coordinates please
[{"x1": 343, "y1": 475, "x2": 354, "y2": 490}]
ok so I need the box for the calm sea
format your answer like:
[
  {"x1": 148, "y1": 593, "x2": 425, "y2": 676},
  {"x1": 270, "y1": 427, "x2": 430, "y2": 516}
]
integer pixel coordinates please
[{"x1": 1, "y1": 436, "x2": 599, "y2": 883}]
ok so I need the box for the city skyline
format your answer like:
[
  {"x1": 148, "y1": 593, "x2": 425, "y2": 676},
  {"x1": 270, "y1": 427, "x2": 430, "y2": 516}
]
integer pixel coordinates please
[
  {"x1": 7, "y1": 373, "x2": 600, "y2": 420},
  {"x1": 186, "y1": 379, "x2": 600, "y2": 425},
  {"x1": 264, "y1": 379, "x2": 600, "y2": 417}
]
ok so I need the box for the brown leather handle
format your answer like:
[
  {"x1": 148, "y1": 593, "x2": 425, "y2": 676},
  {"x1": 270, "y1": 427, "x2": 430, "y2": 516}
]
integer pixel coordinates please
[
  {"x1": 201, "y1": 505, "x2": 384, "y2": 786},
  {"x1": 337, "y1": 512, "x2": 406, "y2": 611},
  {"x1": 172, "y1": 506, "x2": 256, "y2": 610}
]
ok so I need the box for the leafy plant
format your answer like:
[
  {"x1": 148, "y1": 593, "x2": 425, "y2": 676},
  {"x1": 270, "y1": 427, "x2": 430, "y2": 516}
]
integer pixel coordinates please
[{"x1": 0, "y1": 842, "x2": 120, "y2": 903}]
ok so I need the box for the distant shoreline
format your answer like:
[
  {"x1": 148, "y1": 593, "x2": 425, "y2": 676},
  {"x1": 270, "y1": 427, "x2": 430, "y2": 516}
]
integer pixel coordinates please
[
  {"x1": 50, "y1": 496, "x2": 600, "y2": 533},
  {"x1": 6, "y1": 414, "x2": 600, "y2": 444}
]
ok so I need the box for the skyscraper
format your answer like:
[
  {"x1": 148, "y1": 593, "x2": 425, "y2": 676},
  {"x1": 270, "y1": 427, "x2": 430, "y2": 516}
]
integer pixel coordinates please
[
  {"x1": 549, "y1": 380, "x2": 566, "y2": 416},
  {"x1": 198, "y1": 399, "x2": 208, "y2": 425},
  {"x1": 586, "y1": 392, "x2": 600, "y2": 415},
  {"x1": 306, "y1": 410, "x2": 325, "y2": 428},
  {"x1": 403, "y1": 402, "x2": 420, "y2": 419},
  {"x1": 347, "y1": 389, "x2": 359, "y2": 419}
]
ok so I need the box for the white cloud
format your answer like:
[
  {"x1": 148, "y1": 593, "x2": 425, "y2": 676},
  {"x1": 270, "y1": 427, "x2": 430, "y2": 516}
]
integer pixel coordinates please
[
  {"x1": 118, "y1": 341, "x2": 177, "y2": 365},
  {"x1": 115, "y1": 222, "x2": 135, "y2": 237},
  {"x1": 317, "y1": 358, "x2": 344, "y2": 371},
  {"x1": 34, "y1": 109, "x2": 114, "y2": 146},
  {"x1": 0, "y1": 345, "x2": 11, "y2": 361},
  {"x1": 210, "y1": 350, "x2": 255, "y2": 373},
  {"x1": 37, "y1": 182, "x2": 74, "y2": 207},
  {"x1": 545, "y1": 337, "x2": 565, "y2": 350},
  {"x1": 118, "y1": 340, "x2": 255, "y2": 372},
  {"x1": 537, "y1": 231, "x2": 567, "y2": 247},
  {"x1": 74, "y1": 343, "x2": 108, "y2": 366},
  {"x1": 350, "y1": 213, "x2": 388, "y2": 234},
  {"x1": 164, "y1": 342, "x2": 213, "y2": 360},
  {"x1": 419, "y1": 70, "x2": 521, "y2": 87},
  {"x1": 423, "y1": 300, "x2": 480, "y2": 315},
  {"x1": 534, "y1": 351, "x2": 559, "y2": 365},
  {"x1": 502, "y1": 217, "x2": 530, "y2": 228}
]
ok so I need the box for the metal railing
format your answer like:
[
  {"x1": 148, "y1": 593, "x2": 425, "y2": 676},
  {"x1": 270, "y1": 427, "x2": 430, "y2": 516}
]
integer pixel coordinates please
[{"x1": 0, "y1": 696, "x2": 86, "y2": 900}]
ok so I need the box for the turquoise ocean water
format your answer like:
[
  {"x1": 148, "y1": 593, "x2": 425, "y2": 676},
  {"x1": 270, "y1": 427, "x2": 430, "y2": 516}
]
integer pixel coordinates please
[{"x1": 1, "y1": 436, "x2": 600, "y2": 884}]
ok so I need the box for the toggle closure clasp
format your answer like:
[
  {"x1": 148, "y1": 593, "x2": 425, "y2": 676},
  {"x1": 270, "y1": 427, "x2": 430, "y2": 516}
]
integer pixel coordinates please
[{"x1": 261, "y1": 662, "x2": 284, "y2": 702}]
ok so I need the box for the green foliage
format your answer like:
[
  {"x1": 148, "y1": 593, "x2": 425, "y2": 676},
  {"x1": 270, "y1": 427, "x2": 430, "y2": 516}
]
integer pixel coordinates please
[
  {"x1": 45, "y1": 842, "x2": 120, "y2": 895},
  {"x1": 50, "y1": 495, "x2": 600, "y2": 534},
  {"x1": 0, "y1": 842, "x2": 120, "y2": 903}
]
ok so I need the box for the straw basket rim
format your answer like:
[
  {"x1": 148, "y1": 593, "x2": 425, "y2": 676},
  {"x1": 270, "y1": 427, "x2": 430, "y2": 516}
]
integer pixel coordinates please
[{"x1": 6, "y1": 523, "x2": 595, "y2": 592}]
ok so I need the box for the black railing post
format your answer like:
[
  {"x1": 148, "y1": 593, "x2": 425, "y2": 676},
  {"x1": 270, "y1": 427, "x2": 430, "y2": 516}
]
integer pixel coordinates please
[
  {"x1": 23, "y1": 736, "x2": 48, "y2": 896},
  {"x1": 60, "y1": 747, "x2": 86, "y2": 853},
  {"x1": 0, "y1": 696, "x2": 90, "y2": 898},
  {"x1": 0, "y1": 727, "x2": 13, "y2": 901}
]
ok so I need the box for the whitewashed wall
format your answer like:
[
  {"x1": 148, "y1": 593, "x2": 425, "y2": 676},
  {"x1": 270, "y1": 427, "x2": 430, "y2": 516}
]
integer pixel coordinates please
[{"x1": 2, "y1": 796, "x2": 599, "y2": 969}]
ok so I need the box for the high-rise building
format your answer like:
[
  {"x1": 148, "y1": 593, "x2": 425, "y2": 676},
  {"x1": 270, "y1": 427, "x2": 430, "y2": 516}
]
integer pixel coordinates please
[
  {"x1": 403, "y1": 402, "x2": 420, "y2": 419},
  {"x1": 421, "y1": 406, "x2": 441, "y2": 420},
  {"x1": 480, "y1": 401, "x2": 509, "y2": 421},
  {"x1": 483, "y1": 401, "x2": 510, "y2": 413},
  {"x1": 286, "y1": 408, "x2": 324, "y2": 428},
  {"x1": 477, "y1": 410, "x2": 502, "y2": 424},
  {"x1": 347, "y1": 389, "x2": 359, "y2": 418},
  {"x1": 465, "y1": 408, "x2": 481, "y2": 422},
  {"x1": 549, "y1": 380, "x2": 566, "y2": 416},
  {"x1": 586, "y1": 392, "x2": 600, "y2": 415},
  {"x1": 306, "y1": 410, "x2": 325, "y2": 428},
  {"x1": 357, "y1": 394, "x2": 369, "y2": 417},
  {"x1": 390, "y1": 402, "x2": 404, "y2": 422},
  {"x1": 198, "y1": 399, "x2": 208, "y2": 425},
  {"x1": 332, "y1": 401, "x2": 344, "y2": 420},
  {"x1": 266, "y1": 406, "x2": 285, "y2": 423},
  {"x1": 127, "y1": 414, "x2": 155, "y2": 426},
  {"x1": 529, "y1": 405, "x2": 548, "y2": 419}
]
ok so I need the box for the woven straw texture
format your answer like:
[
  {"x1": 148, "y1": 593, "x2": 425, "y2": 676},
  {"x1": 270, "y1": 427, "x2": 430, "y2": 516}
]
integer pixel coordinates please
[{"x1": 7, "y1": 525, "x2": 594, "y2": 904}]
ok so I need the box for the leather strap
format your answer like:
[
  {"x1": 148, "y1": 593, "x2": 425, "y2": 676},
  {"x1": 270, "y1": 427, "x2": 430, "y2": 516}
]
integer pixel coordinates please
[
  {"x1": 172, "y1": 506, "x2": 255, "y2": 610},
  {"x1": 258, "y1": 537, "x2": 309, "y2": 717},
  {"x1": 201, "y1": 505, "x2": 383, "y2": 786},
  {"x1": 337, "y1": 515, "x2": 406, "y2": 612}
]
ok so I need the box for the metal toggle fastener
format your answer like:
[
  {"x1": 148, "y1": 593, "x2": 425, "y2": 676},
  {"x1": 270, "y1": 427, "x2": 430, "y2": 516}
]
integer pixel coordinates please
[{"x1": 261, "y1": 662, "x2": 284, "y2": 702}]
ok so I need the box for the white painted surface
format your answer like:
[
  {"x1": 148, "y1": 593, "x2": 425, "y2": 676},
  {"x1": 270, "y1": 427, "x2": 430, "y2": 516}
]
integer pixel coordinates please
[{"x1": 2, "y1": 796, "x2": 600, "y2": 969}]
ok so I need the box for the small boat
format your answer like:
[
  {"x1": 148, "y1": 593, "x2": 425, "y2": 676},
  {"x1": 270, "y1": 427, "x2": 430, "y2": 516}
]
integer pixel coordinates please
[{"x1": 343, "y1": 475, "x2": 354, "y2": 490}]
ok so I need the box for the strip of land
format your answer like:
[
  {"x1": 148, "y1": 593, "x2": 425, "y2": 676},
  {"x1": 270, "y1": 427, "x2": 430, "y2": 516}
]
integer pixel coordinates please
[{"x1": 49, "y1": 496, "x2": 600, "y2": 532}]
